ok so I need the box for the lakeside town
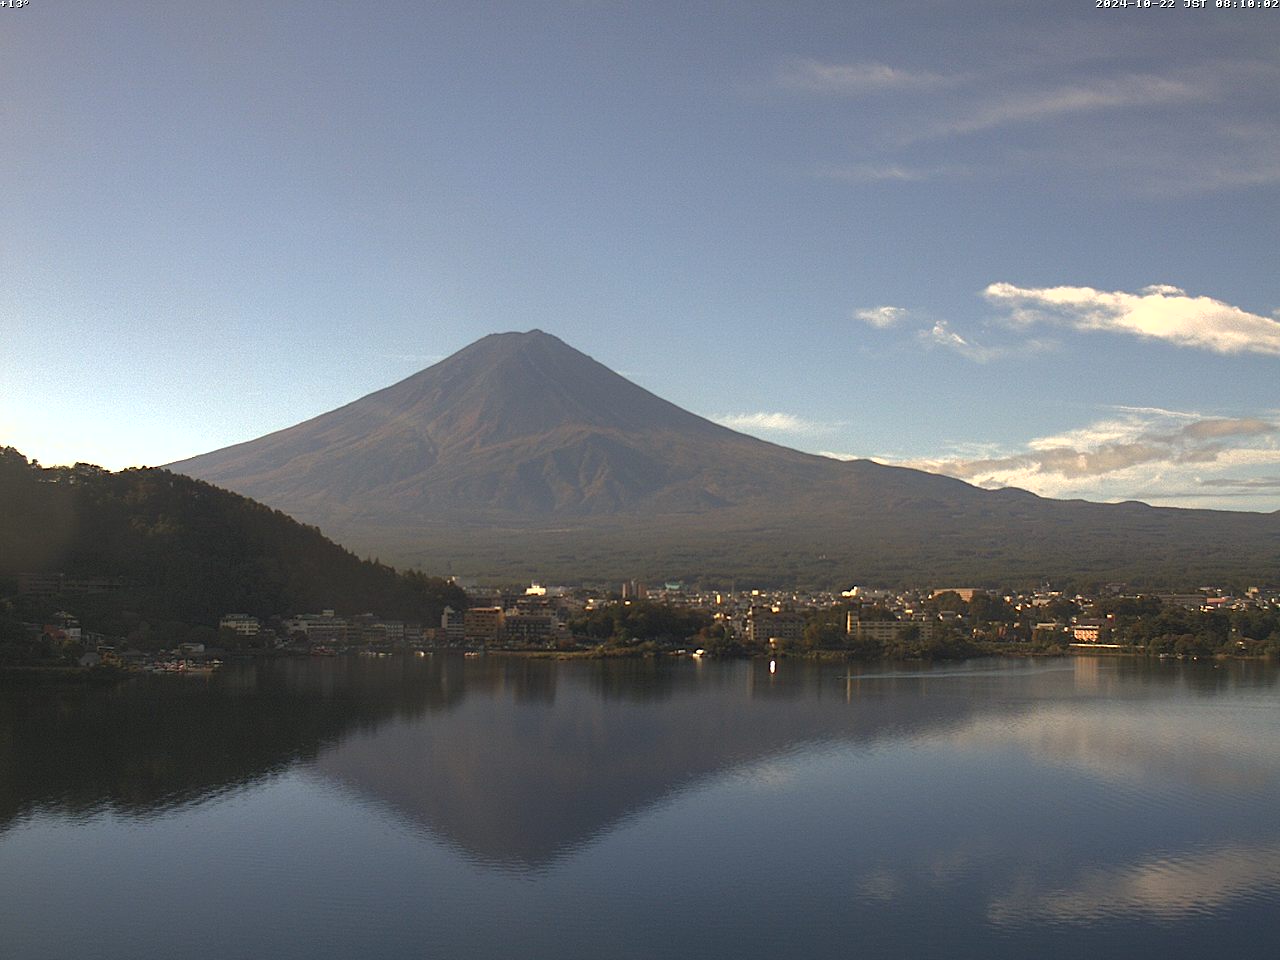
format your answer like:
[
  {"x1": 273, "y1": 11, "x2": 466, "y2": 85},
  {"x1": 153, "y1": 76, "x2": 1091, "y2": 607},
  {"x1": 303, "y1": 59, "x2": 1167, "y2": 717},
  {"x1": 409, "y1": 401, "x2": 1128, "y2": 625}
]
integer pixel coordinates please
[{"x1": 13, "y1": 573, "x2": 1280, "y2": 674}]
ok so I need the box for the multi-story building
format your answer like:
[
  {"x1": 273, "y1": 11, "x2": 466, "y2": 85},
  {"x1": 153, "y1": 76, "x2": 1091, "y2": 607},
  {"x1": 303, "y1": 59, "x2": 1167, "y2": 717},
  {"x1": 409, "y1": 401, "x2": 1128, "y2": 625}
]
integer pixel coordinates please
[
  {"x1": 219, "y1": 614, "x2": 261, "y2": 638},
  {"x1": 285, "y1": 610, "x2": 349, "y2": 645},
  {"x1": 1071, "y1": 620, "x2": 1104, "y2": 643},
  {"x1": 351, "y1": 614, "x2": 407, "y2": 645},
  {"x1": 931, "y1": 588, "x2": 979, "y2": 602},
  {"x1": 441, "y1": 607, "x2": 466, "y2": 643},
  {"x1": 463, "y1": 606, "x2": 505, "y2": 642},
  {"x1": 746, "y1": 606, "x2": 805, "y2": 646},
  {"x1": 846, "y1": 615, "x2": 936, "y2": 643},
  {"x1": 503, "y1": 612, "x2": 557, "y2": 646}
]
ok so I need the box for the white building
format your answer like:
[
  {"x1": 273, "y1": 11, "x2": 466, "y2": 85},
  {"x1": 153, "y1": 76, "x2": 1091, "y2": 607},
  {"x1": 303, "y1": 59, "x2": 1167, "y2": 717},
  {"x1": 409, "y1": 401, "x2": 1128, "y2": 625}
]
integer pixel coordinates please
[{"x1": 219, "y1": 614, "x2": 261, "y2": 638}]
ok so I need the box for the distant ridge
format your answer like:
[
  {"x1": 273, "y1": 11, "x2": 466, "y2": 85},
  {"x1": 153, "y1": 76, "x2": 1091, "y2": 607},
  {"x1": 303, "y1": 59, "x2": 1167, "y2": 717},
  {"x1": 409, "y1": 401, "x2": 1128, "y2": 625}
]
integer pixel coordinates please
[{"x1": 170, "y1": 331, "x2": 1280, "y2": 586}]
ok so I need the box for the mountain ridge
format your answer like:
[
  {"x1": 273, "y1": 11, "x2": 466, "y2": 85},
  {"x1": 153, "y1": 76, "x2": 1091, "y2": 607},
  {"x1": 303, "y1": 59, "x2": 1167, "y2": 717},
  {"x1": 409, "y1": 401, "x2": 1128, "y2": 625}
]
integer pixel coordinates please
[
  {"x1": 173, "y1": 329, "x2": 871, "y2": 517},
  {"x1": 170, "y1": 330, "x2": 1280, "y2": 586}
]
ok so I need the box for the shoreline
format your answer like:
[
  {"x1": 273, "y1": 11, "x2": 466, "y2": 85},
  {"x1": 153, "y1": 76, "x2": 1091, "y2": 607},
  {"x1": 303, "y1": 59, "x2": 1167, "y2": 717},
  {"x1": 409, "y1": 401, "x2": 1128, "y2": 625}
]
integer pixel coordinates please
[{"x1": 3, "y1": 645, "x2": 1271, "y2": 682}]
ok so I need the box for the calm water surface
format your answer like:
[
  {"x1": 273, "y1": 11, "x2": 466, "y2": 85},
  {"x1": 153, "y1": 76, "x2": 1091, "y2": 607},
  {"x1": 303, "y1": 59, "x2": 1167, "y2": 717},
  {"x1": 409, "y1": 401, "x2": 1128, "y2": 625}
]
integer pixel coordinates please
[{"x1": 2, "y1": 655, "x2": 1278, "y2": 959}]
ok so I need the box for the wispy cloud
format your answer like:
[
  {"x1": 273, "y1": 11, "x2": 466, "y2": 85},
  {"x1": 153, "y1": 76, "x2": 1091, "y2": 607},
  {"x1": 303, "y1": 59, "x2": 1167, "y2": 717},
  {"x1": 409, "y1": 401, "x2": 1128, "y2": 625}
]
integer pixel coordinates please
[
  {"x1": 1199, "y1": 476, "x2": 1280, "y2": 490},
  {"x1": 776, "y1": 59, "x2": 950, "y2": 95},
  {"x1": 854, "y1": 305, "x2": 911, "y2": 328},
  {"x1": 919, "y1": 320, "x2": 999, "y2": 362},
  {"x1": 813, "y1": 162, "x2": 940, "y2": 183},
  {"x1": 917, "y1": 320, "x2": 1057, "y2": 363},
  {"x1": 853, "y1": 299, "x2": 1056, "y2": 362},
  {"x1": 781, "y1": 52, "x2": 1276, "y2": 195},
  {"x1": 715, "y1": 411, "x2": 833, "y2": 435},
  {"x1": 883, "y1": 408, "x2": 1280, "y2": 504},
  {"x1": 929, "y1": 75, "x2": 1201, "y2": 139},
  {"x1": 985, "y1": 283, "x2": 1280, "y2": 356}
]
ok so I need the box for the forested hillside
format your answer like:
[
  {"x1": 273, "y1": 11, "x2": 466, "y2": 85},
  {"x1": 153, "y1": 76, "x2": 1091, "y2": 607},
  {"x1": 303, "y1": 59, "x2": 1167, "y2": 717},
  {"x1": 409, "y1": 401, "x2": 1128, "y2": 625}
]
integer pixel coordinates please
[{"x1": 0, "y1": 448, "x2": 465, "y2": 639}]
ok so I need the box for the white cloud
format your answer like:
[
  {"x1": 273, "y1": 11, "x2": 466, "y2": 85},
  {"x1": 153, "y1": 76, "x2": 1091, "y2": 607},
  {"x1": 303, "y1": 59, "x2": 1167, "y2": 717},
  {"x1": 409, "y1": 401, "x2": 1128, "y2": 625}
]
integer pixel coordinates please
[
  {"x1": 1109, "y1": 404, "x2": 1198, "y2": 419},
  {"x1": 985, "y1": 282, "x2": 1280, "y2": 356},
  {"x1": 854, "y1": 305, "x2": 910, "y2": 328},
  {"x1": 918, "y1": 320, "x2": 1005, "y2": 363},
  {"x1": 715, "y1": 411, "x2": 831, "y2": 435},
  {"x1": 852, "y1": 300, "x2": 1055, "y2": 362},
  {"x1": 777, "y1": 59, "x2": 948, "y2": 95},
  {"x1": 930, "y1": 75, "x2": 1200, "y2": 139},
  {"x1": 882, "y1": 408, "x2": 1280, "y2": 506},
  {"x1": 813, "y1": 162, "x2": 935, "y2": 183},
  {"x1": 926, "y1": 320, "x2": 969, "y2": 350}
]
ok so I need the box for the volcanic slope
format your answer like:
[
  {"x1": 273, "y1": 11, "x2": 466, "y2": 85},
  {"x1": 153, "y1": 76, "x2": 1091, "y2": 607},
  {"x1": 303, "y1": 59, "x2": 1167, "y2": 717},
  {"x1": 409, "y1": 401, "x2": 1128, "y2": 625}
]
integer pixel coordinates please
[{"x1": 171, "y1": 330, "x2": 1280, "y2": 586}]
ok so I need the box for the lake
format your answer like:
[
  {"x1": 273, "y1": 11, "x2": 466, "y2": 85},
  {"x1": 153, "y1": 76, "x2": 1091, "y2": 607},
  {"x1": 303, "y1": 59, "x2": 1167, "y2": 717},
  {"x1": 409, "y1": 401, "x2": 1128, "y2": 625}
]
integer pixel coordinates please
[{"x1": 2, "y1": 655, "x2": 1278, "y2": 959}]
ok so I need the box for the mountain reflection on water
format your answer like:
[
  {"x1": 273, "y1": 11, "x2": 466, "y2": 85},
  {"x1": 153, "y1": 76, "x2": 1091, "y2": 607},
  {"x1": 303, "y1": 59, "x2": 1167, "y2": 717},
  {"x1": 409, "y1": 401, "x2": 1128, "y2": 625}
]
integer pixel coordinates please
[
  {"x1": 4, "y1": 655, "x2": 1280, "y2": 960},
  {"x1": 2, "y1": 656, "x2": 1277, "y2": 870}
]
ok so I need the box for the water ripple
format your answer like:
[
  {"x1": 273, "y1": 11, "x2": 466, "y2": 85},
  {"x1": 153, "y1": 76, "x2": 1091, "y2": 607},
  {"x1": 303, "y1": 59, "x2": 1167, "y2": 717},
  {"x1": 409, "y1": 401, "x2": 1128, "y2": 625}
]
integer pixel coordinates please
[{"x1": 989, "y1": 840, "x2": 1280, "y2": 926}]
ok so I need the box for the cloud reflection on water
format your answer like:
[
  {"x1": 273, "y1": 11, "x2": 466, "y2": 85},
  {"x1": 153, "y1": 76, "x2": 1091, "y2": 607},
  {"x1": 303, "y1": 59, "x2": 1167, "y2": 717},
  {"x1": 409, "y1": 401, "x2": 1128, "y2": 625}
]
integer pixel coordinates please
[
  {"x1": 989, "y1": 841, "x2": 1280, "y2": 925},
  {"x1": 940, "y1": 705, "x2": 1280, "y2": 792}
]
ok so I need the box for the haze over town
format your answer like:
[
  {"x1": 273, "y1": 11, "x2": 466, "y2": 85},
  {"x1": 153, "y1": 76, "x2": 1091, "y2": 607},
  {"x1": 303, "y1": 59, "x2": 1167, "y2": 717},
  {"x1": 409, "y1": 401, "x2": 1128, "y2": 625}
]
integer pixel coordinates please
[{"x1": 2, "y1": 1, "x2": 1278, "y2": 509}]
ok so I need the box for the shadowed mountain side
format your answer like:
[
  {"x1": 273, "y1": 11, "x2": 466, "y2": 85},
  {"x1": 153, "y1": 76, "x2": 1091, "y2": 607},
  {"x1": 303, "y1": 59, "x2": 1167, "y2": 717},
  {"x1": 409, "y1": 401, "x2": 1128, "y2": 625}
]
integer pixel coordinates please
[
  {"x1": 315, "y1": 658, "x2": 1214, "y2": 867},
  {"x1": 339, "y1": 487, "x2": 1280, "y2": 587},
  {"x1": 170, "y1": 330, "x2": 1280, "y2": 585}
]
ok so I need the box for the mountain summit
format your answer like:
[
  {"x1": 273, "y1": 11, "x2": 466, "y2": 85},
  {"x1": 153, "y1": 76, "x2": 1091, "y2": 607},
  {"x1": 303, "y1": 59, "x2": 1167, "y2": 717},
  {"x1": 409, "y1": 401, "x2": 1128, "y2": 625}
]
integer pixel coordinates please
[
  {"x1": 171, "y1": 329, "x2": 843, "y2": 517},
  {"x1": 171, "y1": 331, "x2": 1280, "y2": 585}
]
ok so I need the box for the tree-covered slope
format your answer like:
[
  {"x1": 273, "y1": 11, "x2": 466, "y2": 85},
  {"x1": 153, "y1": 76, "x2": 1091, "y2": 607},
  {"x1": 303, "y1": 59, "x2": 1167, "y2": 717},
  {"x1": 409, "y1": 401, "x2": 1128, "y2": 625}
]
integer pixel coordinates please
[{"x1": 0, "y1": 448, "x2": 465, "y2": 631}]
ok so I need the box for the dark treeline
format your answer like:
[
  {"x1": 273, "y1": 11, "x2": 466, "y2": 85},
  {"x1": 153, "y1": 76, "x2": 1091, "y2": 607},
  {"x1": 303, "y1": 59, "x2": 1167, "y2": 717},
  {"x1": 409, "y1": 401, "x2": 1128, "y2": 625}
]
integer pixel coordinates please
[
  {"x1": 0, "y1": 448, "x2": 465, "y2": 647},
  {"x1": 569, "y1": 601, "x2": 712, "y2": 647},
  {"x1": 1097, "y1": 601, "x2": 1280, "y2": 658},
  {"x1": 794, "y1": 591, "x2": 1280, "y2": 660},
  {"x1": 567, "y1": 590, "x2": 1280, "y2": 661}
]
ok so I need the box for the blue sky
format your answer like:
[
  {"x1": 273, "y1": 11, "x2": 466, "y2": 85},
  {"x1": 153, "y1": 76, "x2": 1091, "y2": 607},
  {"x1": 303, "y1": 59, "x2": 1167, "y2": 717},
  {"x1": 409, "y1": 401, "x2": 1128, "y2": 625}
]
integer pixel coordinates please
[{"x1": 3, "y1": 0, "x2": 1278, "y2": 509}]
